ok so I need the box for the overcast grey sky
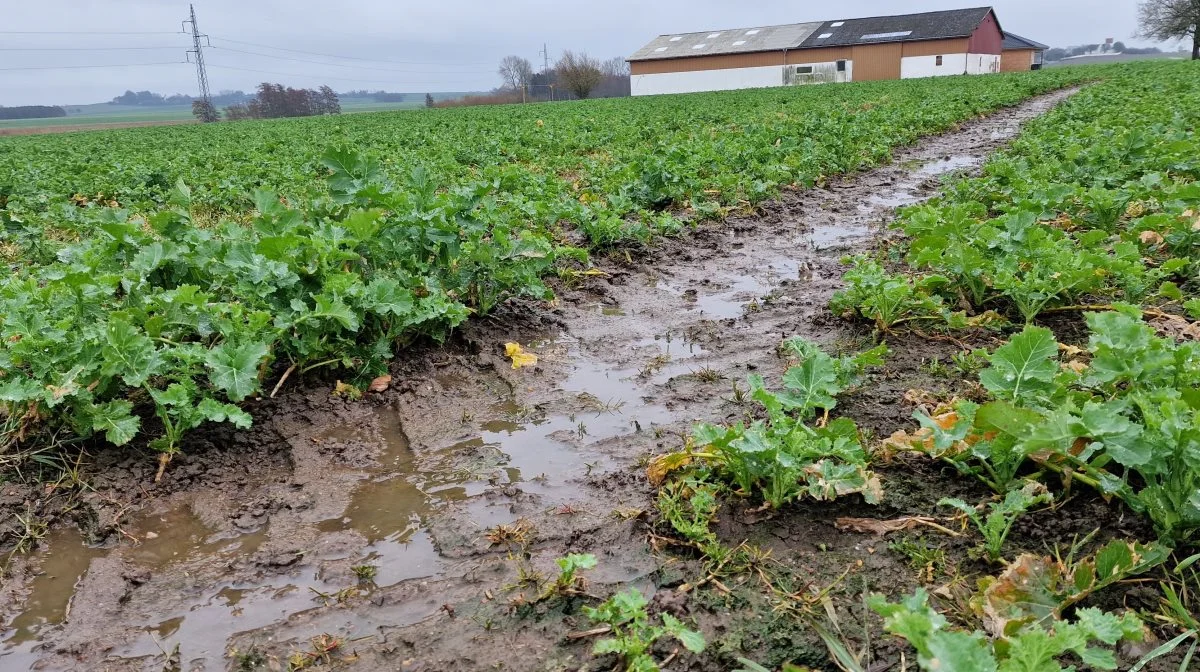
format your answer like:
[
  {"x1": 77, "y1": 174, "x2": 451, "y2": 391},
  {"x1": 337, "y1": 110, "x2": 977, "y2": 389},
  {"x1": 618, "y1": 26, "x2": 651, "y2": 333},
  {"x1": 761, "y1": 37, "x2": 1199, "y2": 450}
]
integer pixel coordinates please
[{"x1": 0, "y1": 1, "x2": 1165, "y2": 106}]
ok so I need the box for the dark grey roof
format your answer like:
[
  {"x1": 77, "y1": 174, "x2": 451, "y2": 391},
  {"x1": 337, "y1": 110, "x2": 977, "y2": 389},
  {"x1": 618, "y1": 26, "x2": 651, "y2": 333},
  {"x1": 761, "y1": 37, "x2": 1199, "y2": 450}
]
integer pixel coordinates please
[
  {"x1": 798, "y1": 7, "x2": 996, "y2": 49},
  {"x1": 628, "y1": 22, "x2": 821, "y2": 62},
  {"x1": 1002, "y1": 32, "x2": 1048, "y2": 51}
]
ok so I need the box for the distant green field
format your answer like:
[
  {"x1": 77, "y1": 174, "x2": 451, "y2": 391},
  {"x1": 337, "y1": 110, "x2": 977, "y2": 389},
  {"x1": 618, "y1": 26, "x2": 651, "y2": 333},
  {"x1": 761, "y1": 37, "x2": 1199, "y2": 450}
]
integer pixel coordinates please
[
  {"x1": 0, "y1": 106, "x2": 189, "y2": 129},
  {"x1": 0, "y1": 98, "x2": 425, "y2": 130}
]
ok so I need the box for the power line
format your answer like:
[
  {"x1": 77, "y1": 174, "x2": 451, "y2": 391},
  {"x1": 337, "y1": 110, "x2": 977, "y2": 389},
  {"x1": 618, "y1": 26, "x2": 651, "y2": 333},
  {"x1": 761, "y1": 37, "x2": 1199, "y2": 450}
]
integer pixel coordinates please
[
  {"x1": 209, "y1": 45, "x2": 492, "y2": 74},
  {"x1": 205, "y1": 63, "x2": 489, "y2": 86},
  {"x1": 0, "y1": 61, "x2": 186, "y2": 72},
  {"x1": 210, "y1": 36, "x2": 494, "y2": 67},
  {"x1": 0, "y1": 46, "x2": 187, "y2": 51},
  {"x1": 0, "y1": 30, "x2": 184, "y2": 35}
]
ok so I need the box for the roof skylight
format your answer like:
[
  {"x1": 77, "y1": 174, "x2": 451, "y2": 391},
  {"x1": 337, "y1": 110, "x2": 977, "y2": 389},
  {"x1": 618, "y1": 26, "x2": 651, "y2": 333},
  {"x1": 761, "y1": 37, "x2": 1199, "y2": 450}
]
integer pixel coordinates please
[{"x1": 861, "y1": 30, "x2": 913, "y2": 39}]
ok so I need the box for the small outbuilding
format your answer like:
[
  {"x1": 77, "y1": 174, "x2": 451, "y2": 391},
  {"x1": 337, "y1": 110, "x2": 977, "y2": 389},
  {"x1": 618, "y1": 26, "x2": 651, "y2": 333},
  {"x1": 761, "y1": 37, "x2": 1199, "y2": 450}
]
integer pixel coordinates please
[
  {"x1": 1001, "y1": 32, "x2": 1048, "y2": 71},
  {"x1": 628, "y1": 7, "x2": 1007, "y2": 96}
]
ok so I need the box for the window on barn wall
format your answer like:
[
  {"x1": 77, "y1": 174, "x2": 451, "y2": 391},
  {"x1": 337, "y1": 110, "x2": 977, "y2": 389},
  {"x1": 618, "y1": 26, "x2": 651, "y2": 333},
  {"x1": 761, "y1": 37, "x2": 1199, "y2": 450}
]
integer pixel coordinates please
[
  {"x1": 797, "y1": 66, "x2": 813, "y2": 74},
  {"x1": 936, "y1": 55, "x2": 943, "y2": 66},
  {"x1": 836, "y1": 60, "x2": 846, "y2": 72}
]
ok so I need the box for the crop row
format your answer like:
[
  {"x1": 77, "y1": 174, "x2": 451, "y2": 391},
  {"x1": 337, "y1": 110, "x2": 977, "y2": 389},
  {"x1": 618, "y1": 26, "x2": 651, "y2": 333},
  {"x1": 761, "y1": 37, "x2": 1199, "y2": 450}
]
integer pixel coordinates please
[
  {"x1": 647, "y1": 61, "x2": 1200, "y2": 672},
  {"x1": 2, "y1": 70, "x2": 1086, "y2": 256},
  {"x1": 0, "y1": 71, "x2": 1093, "y2": 466},
  {"x1": 835, "y1": 60, "x2": 1200, "y2": 541},
  {"x1": 835, "y1": 61, "x2": 1200, "y2": 329}
]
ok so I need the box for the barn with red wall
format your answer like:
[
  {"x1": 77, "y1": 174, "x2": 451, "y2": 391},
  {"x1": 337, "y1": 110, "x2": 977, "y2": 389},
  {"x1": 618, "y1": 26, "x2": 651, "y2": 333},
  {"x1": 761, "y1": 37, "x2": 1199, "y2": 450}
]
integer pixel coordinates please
[{"x1": 629, "y1": 7, "x2": 1009, "y2": 96}]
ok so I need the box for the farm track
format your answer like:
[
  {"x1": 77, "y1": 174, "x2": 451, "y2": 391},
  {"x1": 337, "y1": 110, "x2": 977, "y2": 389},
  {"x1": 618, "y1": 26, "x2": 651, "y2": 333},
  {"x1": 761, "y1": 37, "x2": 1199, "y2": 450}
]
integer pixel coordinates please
[{"x1": 0, "y1": 88, "x2": 1082, "y2": 671}]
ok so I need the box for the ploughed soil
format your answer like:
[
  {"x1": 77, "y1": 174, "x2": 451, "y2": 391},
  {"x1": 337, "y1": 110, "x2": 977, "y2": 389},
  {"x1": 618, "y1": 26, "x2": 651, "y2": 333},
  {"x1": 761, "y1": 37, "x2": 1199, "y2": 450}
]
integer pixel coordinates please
[{"x1": 1, "y1": 87, "x2": 1181, "y2": 671}]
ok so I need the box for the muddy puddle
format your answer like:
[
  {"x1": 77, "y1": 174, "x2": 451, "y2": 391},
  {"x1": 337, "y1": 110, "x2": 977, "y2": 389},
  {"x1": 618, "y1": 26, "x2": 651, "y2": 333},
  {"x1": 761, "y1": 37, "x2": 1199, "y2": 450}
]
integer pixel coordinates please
[
  {"x1": 861, "y1": 153, "x2": 982, "y2": 211},
  {"x1": 1, "y1": 338, "x2": 678, "y2": 670}
]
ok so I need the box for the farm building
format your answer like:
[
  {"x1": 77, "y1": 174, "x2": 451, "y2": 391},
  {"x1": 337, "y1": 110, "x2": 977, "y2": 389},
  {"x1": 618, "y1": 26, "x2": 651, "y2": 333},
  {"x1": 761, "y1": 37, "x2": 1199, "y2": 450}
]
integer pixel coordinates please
[
  {"x1": 1001, "y1": 32, "x2": 1048, "y2": 71},
  {"x1": 628, "y1": 7, "x2": 1014, "y2": 96}
]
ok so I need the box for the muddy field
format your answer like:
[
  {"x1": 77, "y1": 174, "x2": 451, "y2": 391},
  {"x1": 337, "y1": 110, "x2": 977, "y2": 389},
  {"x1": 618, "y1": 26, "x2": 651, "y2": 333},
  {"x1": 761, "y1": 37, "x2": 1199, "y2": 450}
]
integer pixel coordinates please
[{"x1": 5, "y1": 87, "x2": 1171, "y2": 671}]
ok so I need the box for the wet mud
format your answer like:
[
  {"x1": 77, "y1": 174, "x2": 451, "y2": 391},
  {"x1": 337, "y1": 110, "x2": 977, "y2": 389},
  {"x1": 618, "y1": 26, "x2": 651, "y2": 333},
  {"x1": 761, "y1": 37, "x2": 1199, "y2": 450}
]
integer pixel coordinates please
[{"x1": 4, "y1": 88, "x2": 1146, "y2": 671}]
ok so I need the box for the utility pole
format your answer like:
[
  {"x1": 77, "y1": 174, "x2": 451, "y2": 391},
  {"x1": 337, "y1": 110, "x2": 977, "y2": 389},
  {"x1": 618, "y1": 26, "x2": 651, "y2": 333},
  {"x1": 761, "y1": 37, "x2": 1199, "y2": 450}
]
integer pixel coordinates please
[
  {"x1": 539, "y1": 44, "x2": 553, "y2": 102},
  {"x1": 183, "y1": 4, "x2": 216, "y2": 121}
]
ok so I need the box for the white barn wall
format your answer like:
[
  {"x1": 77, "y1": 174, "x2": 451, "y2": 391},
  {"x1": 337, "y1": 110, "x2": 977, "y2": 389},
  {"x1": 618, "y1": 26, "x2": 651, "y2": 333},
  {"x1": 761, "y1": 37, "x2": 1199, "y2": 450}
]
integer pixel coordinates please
[
  {"x1": 631, "y1": 65, "x2": 784, "y2": 96},
  {"x1": 631, "y1": 50, "x2": 1001, "y2": 96},
  {"x1": 966, "y1": 54, "x2": 1001, "y2": 74},
  {"x1": 900, "y1": 53, "x2": 968, "y2": 78},
  {"x1": 787, "y1": 60, "x2": 854, "y2": 83}
]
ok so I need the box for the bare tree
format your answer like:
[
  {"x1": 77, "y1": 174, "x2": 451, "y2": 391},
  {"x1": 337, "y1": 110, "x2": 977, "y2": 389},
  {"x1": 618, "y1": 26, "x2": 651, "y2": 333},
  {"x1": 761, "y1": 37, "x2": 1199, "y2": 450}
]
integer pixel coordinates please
[
  {"x1": 224, "y1": 103, "x2": 251, "y2": 121},
  {"x1": 191, "y1": 99, "x2": 219, "y2": 123},
  {"x1": 318, "y1": 85, "x2": 341, "y2": 115},
  {"x1": 1138, "y1": 0, "x2": 1200, "y2": 59},
  {"x1": 556, "y1": 51, "x2": 604, "y2": 100},
  {"x1": 601, "y1": 57, "x2": 630, "y2": 78},
  {"x1": 498, "y1": 55, "x2": 534, "y2": 91}
]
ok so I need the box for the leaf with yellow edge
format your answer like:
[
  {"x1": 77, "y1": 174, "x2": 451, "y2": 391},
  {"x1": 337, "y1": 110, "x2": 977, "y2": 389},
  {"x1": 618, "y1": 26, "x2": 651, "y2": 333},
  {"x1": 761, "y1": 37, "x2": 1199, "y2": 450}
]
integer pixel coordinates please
[
  {"x1": 505, "y1": 342, "x2": 538, "y2": 369},
  {"x1": 646, "y1": 451, "x2": 694, "y2": 486},
  {"x1": 974, "y1": 540, "x2": 1170, "y2": 638}
]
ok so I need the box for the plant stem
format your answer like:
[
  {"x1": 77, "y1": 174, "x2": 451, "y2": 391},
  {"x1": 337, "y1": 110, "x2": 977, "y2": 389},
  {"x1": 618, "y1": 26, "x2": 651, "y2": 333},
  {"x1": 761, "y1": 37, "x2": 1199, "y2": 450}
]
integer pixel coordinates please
[
  {"x1": 1042, "y1": 304, "x2": 1176, "y2": 320},
  {"x1": 300, "y1": 358, "x2": 342, "y2": 374},
  {"x1": 270, "y1": 363, "x2": 297, "y2": 398}
]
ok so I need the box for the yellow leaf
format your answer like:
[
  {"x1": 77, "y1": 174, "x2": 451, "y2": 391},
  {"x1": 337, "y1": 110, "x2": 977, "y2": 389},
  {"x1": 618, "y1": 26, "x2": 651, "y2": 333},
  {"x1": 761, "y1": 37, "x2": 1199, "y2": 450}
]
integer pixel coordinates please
[
  {"x1": 646, "y1": 452, "x2": 693, "y2": 486},
  {"x1": 1061, "y1": 360, "x2": 1089, "y2": 374},
  {"x1": 1139, "y1": 230, "x2": 1164, "y2": 246},
  {"x1": 1058, "y1": 343, "x2": 1085, "y2": 357},
  {"x1": 505, "y1": 343, "x2": 538, "y2": 369},
  {"x1": 332, "y1": 381, "x2": 362, "y2": 399}
]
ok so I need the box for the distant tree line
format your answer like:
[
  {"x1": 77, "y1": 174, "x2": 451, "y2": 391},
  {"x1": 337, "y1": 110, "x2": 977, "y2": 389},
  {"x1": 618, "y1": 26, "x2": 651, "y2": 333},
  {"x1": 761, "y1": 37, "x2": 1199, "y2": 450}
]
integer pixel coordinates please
[
  {"x1": 472, "y1": 50, "x2": 629, "y2": 108},
  {"x1": 0, "y1": 105, "x2": 67, "y2": 120},
  {"x1": 112, "y1": 88, "x2": 452, "y2": 108},
  {"x1": 218, "y1": 83, "x2": 341, "y2": 121},
  {"x1": 341, "y1": 90, "x2": 419, "y2": 103},
  {"x1": 111, "y1": 89, "x2": 253, "y2": 107}
]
